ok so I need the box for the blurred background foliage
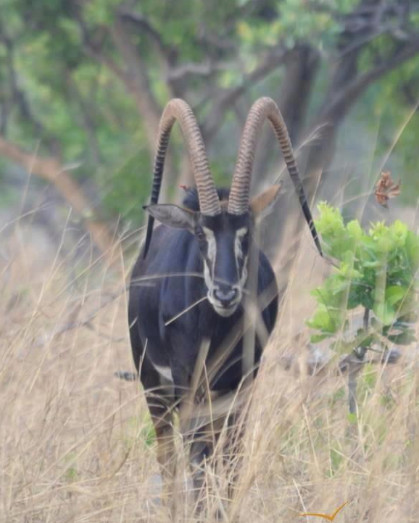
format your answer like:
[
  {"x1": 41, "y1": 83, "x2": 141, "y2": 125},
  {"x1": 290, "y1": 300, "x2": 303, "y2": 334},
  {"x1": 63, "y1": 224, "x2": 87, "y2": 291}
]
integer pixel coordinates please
[{"x1": 0, "y1": 0, "x2": 418, "y2": 254}]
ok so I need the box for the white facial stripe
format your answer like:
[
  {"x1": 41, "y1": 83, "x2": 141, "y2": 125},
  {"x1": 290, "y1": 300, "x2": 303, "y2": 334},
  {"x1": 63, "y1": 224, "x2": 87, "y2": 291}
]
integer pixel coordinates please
[
  {"x1": 235, "y1": 228, "x2": 249, "y2": 292},
  {"x1": 236, "y1": 227, "x2": 248, "y2": 239},
  {"x1": 203, "y1": 227, "x2": 216, "y2": 262},
  {"x1": 203, "y1": 262, "x2": 212, "y2": 295},
  {"x1": 238, "y1": 257, "x2": 248, "y2": 288},
  {"x1": 234, "y1": 227, "x2": 248, "y2": 264},
  {"x1": 202, "y1": 227, "x2": 217, "y2": 289}
]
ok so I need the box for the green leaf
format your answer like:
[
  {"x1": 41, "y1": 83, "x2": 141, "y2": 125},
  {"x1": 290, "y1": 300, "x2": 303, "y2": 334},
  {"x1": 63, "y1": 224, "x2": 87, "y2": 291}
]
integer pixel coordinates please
[
  {"x1": 385, "y1": 285, "x2": 407, "y2": 306},
  {"x1": 406, "y1": 231, "x2": 419, "y2": 268},
  {"x1": 373, "y1": 302, "x2": 396, "y2": 326}
]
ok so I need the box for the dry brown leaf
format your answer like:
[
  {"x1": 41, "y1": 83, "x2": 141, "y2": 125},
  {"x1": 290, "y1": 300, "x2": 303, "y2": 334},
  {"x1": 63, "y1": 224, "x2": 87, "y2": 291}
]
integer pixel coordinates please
[{"x1": 375, "y1": 171, "x2": 401, "y2": 207}]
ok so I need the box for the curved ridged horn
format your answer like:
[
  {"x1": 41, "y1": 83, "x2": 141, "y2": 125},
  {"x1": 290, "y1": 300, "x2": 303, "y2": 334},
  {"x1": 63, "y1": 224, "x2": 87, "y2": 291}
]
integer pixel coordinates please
[
  {"x1": 144, "y1": 99, "x2": 221, "y2": 257},
  {"x1": 229, "y1": 97, "x2": 322, "y2": 256}
]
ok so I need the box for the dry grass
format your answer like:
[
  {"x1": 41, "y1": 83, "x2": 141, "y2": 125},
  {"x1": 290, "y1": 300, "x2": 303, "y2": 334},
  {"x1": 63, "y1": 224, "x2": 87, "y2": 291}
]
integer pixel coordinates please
[{"x1": 0, "y1": 221, "x2": 418, "y2": 523}]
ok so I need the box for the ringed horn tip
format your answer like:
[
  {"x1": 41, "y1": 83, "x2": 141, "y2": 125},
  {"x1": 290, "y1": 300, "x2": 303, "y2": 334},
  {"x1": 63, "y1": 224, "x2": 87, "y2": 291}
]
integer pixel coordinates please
[
  {"x1": 144, "y1": 98, "x2": 220, "y2": 257},
  {"x1": 229, "y1": 96, "x2": 322, "y2": 256}
]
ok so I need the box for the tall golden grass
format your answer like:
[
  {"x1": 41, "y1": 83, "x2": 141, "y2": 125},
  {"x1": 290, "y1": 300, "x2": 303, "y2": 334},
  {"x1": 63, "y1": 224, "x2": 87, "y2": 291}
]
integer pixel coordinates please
[{"x1": 0, "y1": 217, "x2": 417, "y2": 523}]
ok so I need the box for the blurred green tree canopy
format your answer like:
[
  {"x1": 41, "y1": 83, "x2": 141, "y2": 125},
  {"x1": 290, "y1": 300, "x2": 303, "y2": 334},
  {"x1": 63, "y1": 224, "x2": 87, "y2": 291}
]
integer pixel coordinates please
[{"x1": 0, "y1": 0, "x2": 418, "y2": 240}]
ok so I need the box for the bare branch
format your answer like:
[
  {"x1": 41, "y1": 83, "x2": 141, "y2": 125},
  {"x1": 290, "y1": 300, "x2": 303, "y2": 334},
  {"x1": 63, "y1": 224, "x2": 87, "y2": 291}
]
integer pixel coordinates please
[
  {"x1": 117, "y1": 8, "x2": 174, "y2": 60},
  {"x1": 0, "y1": 136, "x2": 116, "y2": 258},
  {"x1": 166, "y1": 60, "x2": 231, "y2": 82},
  {"x1": 202, "y1": 46, "x2": 288, "y2": 142},
  {"x1": 322, "y1": 36, "x2": 419, "y2": 123},
  {"x1": 338, "y1": 0, "x2": 419, "y2": 57}
]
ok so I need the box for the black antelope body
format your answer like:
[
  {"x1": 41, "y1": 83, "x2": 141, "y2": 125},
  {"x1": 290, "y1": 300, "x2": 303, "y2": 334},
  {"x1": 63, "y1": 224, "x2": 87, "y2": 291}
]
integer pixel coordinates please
[{"x1": 128, "y1": 97, "x2": 322, "y2": 501}]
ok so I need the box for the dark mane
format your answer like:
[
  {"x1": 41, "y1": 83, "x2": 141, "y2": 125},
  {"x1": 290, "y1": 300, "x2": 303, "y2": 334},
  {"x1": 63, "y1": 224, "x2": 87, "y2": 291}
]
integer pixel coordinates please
[{"x1": 182, "y1": 187, "x2": 230, "y2": 211}]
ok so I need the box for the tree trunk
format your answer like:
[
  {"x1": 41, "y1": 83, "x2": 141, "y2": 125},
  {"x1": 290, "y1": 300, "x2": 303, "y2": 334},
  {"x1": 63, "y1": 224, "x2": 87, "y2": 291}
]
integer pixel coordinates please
[{"x1": 252, "y1": 44, "x2": 320, "y2": 194}]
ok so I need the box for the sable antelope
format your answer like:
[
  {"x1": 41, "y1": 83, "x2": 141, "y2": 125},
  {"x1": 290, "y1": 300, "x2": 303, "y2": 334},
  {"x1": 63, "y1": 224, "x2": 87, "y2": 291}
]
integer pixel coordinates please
[{"x1": 128, "y1": 97, "x2": 321, "y2": 499}]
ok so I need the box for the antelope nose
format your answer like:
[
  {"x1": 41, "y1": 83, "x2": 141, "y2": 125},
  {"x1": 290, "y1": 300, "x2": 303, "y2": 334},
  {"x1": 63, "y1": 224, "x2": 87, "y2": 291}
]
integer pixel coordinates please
[{"x1": 213, "y1": 287, "x2": 239, "y2": 306}]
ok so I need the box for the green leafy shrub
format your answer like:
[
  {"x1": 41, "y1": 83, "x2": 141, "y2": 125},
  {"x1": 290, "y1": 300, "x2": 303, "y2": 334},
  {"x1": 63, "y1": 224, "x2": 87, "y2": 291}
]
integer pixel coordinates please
[{"x1": 308, "y1": 203, "x2": 419, "y2": 353}]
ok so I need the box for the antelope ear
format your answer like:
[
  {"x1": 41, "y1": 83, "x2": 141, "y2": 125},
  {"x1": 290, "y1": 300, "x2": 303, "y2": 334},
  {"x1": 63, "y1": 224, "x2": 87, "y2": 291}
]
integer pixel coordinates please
[
  {"x1": 250, "y1": 184, "x2": 281, "y2": 217},
  {"x1": 144, "y1": 204, "x2": 197, "y2": 231}
]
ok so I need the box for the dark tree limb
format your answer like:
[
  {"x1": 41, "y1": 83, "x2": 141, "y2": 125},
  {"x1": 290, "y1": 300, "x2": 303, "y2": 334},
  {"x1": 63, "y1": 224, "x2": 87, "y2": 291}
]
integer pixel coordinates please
[
  {"x1": 303, "y1": 35, "x2": 419, "y2": 197},
  {"x1": 202, "y1": 46, "x2": 288, "y2": 143},
  {"x1": 322, "y1": 38, "x2": 419, "y2": 124},
  {"x1": 251, "y1": 43, "x2": 320, "y2": 195},
  {"x1": 166, "y1": 61, "x2": 231, "y2": 83},
  {"x1": 117, "y1": 8, "x2": 176, "y2": 62},
  {"x1": 76, "y1": 9, "x2": 179, "y2": 200}
]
